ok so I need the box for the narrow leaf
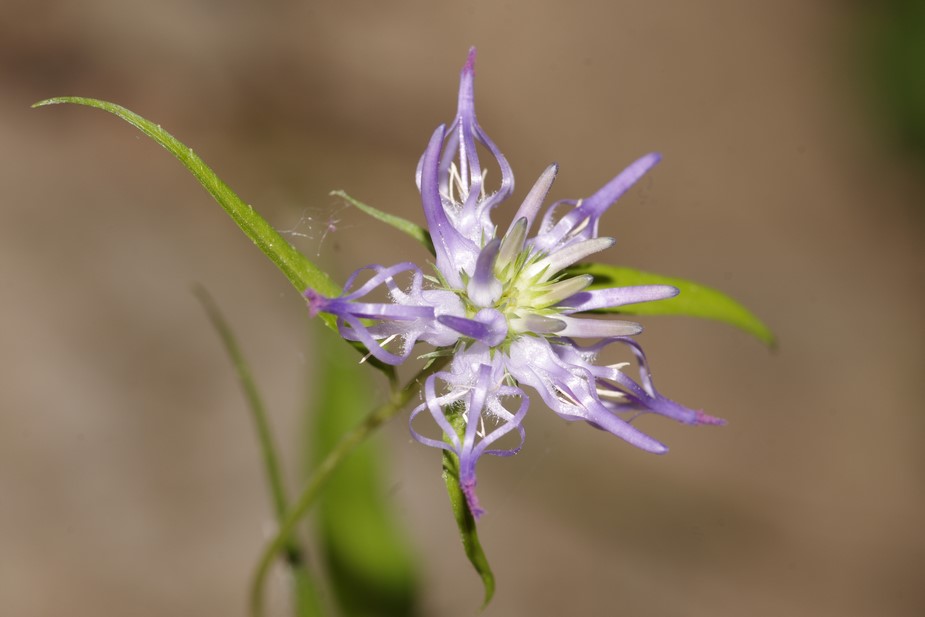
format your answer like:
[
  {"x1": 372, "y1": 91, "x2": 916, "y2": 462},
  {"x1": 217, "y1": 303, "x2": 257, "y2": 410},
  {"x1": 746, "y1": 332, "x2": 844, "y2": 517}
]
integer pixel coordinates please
[
  {"x1": 34, "y1": 97, "x2": 340, "y2": 329},
  {"x1": 331, "y1": 190, "x2": 435, "y2": 256},
  {"x1": 194, "y1": 286, "x2": 323, "y2": 617},
  {"x1": 567, "y1": 263, "x2": 775, "y2": 347},
  {"x1": 307, "y1": 326, "x2": 421, "y2": 617},
  {"x1": 251, "y1": 356, "x2": 450, "y2": 617},
  {"x1": 443, "y1": 414, "x2": 495, "y2": 608}
]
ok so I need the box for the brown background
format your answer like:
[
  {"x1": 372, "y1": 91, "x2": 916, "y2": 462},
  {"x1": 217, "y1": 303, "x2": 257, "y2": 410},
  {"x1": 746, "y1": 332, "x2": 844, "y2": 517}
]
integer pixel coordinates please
[{"x1": 2, "y1": 1, "x2": 924, "y2": 616}]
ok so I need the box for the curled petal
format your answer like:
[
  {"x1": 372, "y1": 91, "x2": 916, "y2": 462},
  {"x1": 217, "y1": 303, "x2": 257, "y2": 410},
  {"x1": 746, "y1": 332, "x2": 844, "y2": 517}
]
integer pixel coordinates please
[
  {"x1": 535, "y1": 198, "x2": 579, "y2": 242},
  {"x1": 534, "y1": 153, "x2": 660, "y2": 251},
  {"x1": 578, "y1": 402, "x2": 668, "y2": 453},
  {"x1": 409, "y1": 356, "x2": 528, "y2": 518},
  {"x1": 608, "y1": 338, "x2": 726, "y2": 426},
  {"x1": 305, "y1": 263, "x2": 454, "y2": 366},
  {"x1": 477, "y1": 385, "x2": 528, "y2": 458},
  {"x1": 454, "y1": 49, "x2": 514, "y2": 226},
  {"x1": 420, "y1": 126, "x2": 473, "y2": 286},
  {"x1": 332, "y1": 313, "x2": 410, "y2": 365},
  {"x1": 504, "y1": 336, "x2": 667, "y2": 453},
  {"x1": 324, "y1": 301, "x2": 433, "y2": 321},
  {"x1": 424, "y1": 48, "x2": 515, "y2": 250},
  {"x1": 571, "y1": 152, "x2": 661, "y2": 222},
  {"x1": 556, "y1": 337, "x2": 726, "y2": 427},
  {"x1": 340, "y1": 262, "x2": 422, "y2": 299},
  {"x1": 462, "y1": 382, "x2": 529, "y2": 517}
]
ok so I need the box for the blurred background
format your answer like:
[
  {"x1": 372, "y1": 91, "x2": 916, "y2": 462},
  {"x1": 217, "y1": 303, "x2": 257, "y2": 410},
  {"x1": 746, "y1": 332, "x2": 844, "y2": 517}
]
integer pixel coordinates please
[{"x1": 2, "y1": 1, "x2": 924, "y2": 615}]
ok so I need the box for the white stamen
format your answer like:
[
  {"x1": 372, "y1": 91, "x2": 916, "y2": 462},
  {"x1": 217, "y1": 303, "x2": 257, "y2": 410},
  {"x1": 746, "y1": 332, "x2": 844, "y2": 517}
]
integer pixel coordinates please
[
  {"x1": 359, "y1": 334, "x2": 399, "y2": 364},
  {"x1": 565, "y1": 213, "x2": 591, "y2": 239},
  {"x1": 596, "y1": 388, "x2": 627, "y2": 400},
  {"x1": 448, "y1": 162, "x2": 466, "y2": 203}
]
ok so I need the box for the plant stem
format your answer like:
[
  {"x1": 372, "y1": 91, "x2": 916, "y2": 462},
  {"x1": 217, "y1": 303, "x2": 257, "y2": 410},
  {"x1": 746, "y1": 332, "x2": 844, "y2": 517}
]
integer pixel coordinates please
[
  {"x1": 249, "y1": 356, "x2": 450, "y2": 617},
  {"x1": 195, "y1": 287, "x2": 291, "y2": 519},
  {"x1": 195, "y1": 287, "x2": 322, "y2": 616}
]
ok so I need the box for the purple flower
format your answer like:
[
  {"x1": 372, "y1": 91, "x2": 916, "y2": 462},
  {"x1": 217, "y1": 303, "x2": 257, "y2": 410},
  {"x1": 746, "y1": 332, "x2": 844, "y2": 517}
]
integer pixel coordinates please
[{"x1": 306, "y1": 49, "x2": 723, "y2": 518}]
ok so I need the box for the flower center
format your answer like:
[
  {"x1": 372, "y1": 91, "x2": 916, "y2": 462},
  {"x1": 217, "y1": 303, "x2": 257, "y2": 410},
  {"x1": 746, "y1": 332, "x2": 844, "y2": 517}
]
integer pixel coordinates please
[{"x1": 450, "y1": 242, "x2": 593, "y2": 343}]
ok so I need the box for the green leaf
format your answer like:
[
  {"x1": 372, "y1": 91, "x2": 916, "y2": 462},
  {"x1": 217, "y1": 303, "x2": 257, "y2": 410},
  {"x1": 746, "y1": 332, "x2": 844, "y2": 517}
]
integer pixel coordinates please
[
  {"x1": 331, "y1": 190, "x2": 435, "y2": 256},
  {"x1": 34, "y1": 97, "x2": 340, "y2": 330},
  {"x1": 567, "y1": 263, "x2": 775, "y2": 347},
  {"x1": 443, "y1": 414, "x2": 495, "y2": 609},
  {"x1": 307, "y1": 326, "x2": 421, "y2": 617}
]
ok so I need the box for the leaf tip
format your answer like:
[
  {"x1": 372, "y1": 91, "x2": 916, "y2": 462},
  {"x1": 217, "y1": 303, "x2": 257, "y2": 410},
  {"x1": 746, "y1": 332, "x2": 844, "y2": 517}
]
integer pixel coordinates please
[
  {"x1": 32, "y1": 98, "x2": 62, "y2": 109},
  {"x1": 478, "y1": 573, "x2": 496, "y2": 611},
  {"x1": 762, "y1": 330, "x2": 779, "y2": 351},
  {"x1": 748, "y1": 317, "x2": 777, "y2": 349}
]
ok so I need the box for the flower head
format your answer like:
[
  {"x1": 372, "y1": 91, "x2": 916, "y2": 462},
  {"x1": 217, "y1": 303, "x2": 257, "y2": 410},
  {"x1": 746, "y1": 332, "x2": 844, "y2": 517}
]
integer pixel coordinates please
[{"x1": 306, "y1": 48, "x2": 724, "y2": 518}]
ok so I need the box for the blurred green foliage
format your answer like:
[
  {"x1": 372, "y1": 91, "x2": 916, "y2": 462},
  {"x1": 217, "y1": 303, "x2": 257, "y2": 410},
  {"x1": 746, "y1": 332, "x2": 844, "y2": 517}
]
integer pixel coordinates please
[
  {"x1": 306, "y1": 328, "x2": 421, "y2": 617},
  {"x1": 867, "y1": 1, "x2": 925, "y2": 157}
]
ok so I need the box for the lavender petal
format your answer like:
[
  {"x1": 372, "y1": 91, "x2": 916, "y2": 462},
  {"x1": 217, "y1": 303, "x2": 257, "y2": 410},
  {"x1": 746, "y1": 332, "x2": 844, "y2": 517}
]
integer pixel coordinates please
[{"x1": 557, "y1": 285, "x2": 679, "y2": 313}]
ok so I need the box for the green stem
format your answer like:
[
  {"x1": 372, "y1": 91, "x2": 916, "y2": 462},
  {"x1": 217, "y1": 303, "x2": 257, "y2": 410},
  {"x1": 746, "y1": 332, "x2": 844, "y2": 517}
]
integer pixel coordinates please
[
  {"x1": 195, "y1": 287, "x2": 290, "y2": 519},
  {"x1": 442, "y1": 415, "x2": 495, "y2": 608},
  {"x1": 249, "y1": 355, "x2": 450, "y2": 617},
  {"x1": 194, "y1": 287, "x2": 322, "y2": 616}
]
